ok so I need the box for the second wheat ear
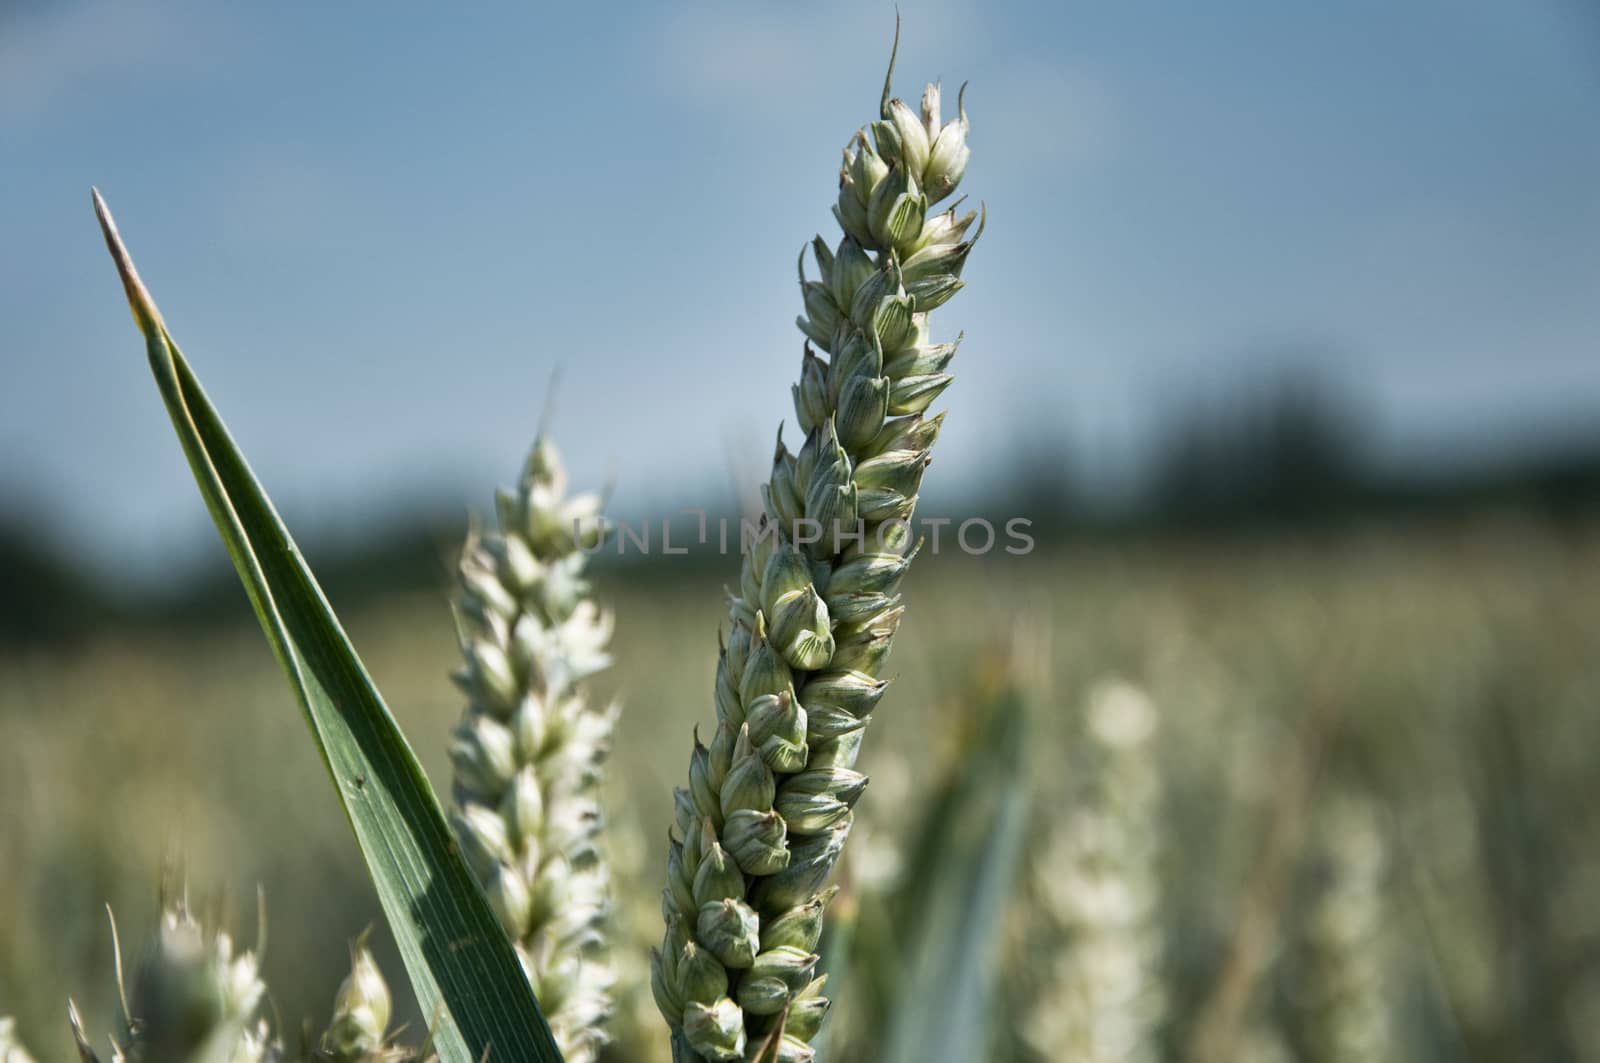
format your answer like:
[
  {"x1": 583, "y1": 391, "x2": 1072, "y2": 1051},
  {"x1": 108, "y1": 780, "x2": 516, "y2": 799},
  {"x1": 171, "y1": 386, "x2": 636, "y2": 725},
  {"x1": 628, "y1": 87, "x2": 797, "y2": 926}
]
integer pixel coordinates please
[{"x1": 449, "y1": 436, "x2": 618, "y2": 1063}]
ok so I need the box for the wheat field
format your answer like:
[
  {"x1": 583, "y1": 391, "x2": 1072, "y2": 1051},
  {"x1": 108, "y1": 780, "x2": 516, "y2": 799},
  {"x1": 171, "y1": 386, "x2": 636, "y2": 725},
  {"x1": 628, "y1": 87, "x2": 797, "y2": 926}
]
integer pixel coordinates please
[{"x1": 4, "y1": 517, "x2": 1597, "y2": 1061}]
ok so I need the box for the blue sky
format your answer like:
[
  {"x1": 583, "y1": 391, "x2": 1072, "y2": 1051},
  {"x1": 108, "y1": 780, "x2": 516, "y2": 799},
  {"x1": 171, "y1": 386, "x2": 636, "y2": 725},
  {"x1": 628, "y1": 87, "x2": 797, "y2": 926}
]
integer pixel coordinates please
[{"x1": 3, "y1": 0, "x2": 1599, "y2": 579}]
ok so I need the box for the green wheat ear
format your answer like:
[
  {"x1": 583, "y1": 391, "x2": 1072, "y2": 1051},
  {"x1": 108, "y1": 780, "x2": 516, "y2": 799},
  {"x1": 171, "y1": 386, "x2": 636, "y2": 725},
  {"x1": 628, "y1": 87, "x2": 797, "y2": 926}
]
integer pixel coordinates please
[
  {"x1": 320, "y1": 934, "x2": 403, "y2": 1062},
  {"x1": 653, "y1": 28, "x2": 982, "y2": 1062},
  {"x1": 69, "y1": 901, "x2": 277, "y2": 1063}
]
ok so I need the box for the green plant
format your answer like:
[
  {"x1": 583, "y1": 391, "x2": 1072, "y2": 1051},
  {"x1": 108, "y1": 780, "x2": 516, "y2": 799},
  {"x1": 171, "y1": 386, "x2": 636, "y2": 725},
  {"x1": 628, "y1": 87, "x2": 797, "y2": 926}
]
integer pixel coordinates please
[
  {"x1": 1285, "y1": 791, "x2": 1394, "y2": 1063},
  {"x1": 448, "y1": 439, "x2": 617, "y2": 1061},
  {"x1": 83, "y1": 24, "x2": 996, "y2": 1063},
  {"x1": 68, "y1": 902, "x2": 274, "y2": 1063},
  {"x1": 91, "y1": 192, "x2": 563, "y2": 1063},
  {"x1": 841, "y1": 658, "x2": 1031, "y2": 1063},
  {"x1": 62, "y1": 906, "x2": 424, "y2": 1063},
  {"x1": 650, "y1": 33, "x2": 981, "y2": 1062},
  {"x1": 321, "y1": 938, "x2": 401, "y2": 1062},
  {"x1": 1021, "y1": 679, "x2": 1165, "y2": 1063}
]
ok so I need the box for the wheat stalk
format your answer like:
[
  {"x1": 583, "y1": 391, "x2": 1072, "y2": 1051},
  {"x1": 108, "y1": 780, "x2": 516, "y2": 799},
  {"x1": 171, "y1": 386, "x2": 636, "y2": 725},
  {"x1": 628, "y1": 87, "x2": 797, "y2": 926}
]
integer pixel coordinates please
[
  {"x1": 652, "y1": 32, "x2": 980, "y2": 1062},
  {"x1": 448, "y1": 434, "x2": 616, "y2": 1063},
  {"x1": 1024, "y1": 679, "x2": 1165, "y2": 1063}
]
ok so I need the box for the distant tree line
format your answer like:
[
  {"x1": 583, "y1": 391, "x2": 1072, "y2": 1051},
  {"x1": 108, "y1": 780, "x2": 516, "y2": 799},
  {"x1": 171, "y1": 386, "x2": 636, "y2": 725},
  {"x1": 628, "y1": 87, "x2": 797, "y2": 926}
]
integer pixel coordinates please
[{"x1": 5, "y1": 372, "x2": 1600, "y2": 647}]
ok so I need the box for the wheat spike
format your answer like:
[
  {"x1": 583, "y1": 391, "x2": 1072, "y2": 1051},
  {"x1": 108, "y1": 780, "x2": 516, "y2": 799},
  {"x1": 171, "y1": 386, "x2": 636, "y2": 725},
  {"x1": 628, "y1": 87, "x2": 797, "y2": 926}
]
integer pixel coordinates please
[
  {"x1": 448, "y1": 434, "x2": 616, "y2": 1062},
  {"x1": 654, "y1": 30, "x2": 981, "y2": 1061}
]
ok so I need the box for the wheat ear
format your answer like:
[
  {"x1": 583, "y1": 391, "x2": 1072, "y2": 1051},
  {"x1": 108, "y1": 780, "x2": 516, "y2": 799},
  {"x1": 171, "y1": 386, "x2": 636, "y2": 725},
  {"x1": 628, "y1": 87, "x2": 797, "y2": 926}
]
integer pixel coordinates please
[
  {"x1": 653, "y1": 36, "x2": 980, "y2": 1063},
  {"x1": 69, "y1": 901, "x2": 278, "y2": 1063},
  {"x1": 319, "y1": 935, "x2": 413, "y2": 1063},
  {"x1": 448, "y1": 435, "x2": 616, "y2": 1062},
  {"x1": 1290, "y1": 791, "x2": 1393, "y2": 1063},
  {"x1": 1024, "y1": 679, "x2": 1165, "y2": 1063}
]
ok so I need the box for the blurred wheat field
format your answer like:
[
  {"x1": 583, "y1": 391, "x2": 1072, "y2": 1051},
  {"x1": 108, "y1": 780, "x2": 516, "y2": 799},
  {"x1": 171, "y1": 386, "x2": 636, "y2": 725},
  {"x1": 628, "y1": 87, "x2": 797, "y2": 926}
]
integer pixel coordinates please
[{"x1": 4, "y1": 516, "x2": 1599, "y2": 1061}]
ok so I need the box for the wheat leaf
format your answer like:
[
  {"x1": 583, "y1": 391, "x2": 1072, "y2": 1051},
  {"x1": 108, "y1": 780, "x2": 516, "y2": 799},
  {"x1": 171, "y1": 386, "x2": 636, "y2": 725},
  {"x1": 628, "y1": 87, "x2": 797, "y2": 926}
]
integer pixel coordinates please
[
  {"x1": 881, "y1": 686, "x2": 1030, "y2": 1063},
  {"x1": 92, "y1": 189, "x2": 565, "y2": 1063}
]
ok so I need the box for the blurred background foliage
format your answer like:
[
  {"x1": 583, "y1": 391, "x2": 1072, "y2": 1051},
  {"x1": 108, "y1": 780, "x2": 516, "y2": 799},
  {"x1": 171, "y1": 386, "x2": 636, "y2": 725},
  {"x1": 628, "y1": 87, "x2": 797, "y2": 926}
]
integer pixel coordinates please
[{"x1": 4, "y1": 378, "x2": 1600, "y2": 1059}]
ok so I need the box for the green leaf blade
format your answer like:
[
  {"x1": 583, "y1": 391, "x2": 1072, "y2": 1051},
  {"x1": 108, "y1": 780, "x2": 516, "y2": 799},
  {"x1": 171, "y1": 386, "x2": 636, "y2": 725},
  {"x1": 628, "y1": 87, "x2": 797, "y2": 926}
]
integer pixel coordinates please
[
  {"x1": 880, "y1": 685, "x2": 1031, "y2": 1063},
  {"x1": 93, "y1": 190, "x2": 565, "y2": 1063}
]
